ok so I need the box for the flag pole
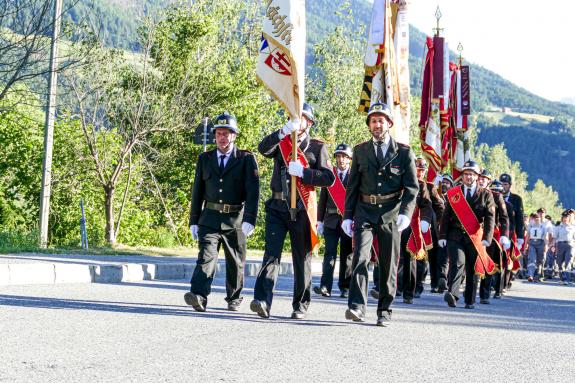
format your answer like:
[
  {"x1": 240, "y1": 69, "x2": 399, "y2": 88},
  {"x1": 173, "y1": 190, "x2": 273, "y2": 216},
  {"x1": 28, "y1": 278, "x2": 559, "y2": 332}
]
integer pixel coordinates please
[{"x1": 290, "y1": 130, "x2": 298, "y2": 221}]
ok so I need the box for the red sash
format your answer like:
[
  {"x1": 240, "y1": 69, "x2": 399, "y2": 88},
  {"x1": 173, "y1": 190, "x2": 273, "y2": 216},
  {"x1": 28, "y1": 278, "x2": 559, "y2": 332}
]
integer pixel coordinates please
[
  {"x1": 407, "y1": 207, "x2": 431, "y2": 260},
  {"x1": 508, "y1": 232, "x2": 522, "y2": 272},
  {"x1": 278, "y1": 136, "x2": 320, "y2": 252},
  {"x1": 326, "y1": 167, "x2": 346, "y2": 215},
  {"x1": 446, "y1": 186, "x2": 498, "y2": 278}
]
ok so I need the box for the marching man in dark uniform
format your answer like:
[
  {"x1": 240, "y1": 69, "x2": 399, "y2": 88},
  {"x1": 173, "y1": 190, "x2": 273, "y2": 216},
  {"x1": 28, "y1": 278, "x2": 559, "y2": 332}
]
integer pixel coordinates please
[
  {"x1": 499, "y1": 173, "x2": 525, "y2": 282},
  {"x1": 250, "y1": 103, "x2": 335, "y2": 319},
  {"x1": 397, "y1": 157, "x2": 433, "y2": 304},
  {"x1": 341, "y1": 102, "x2": 418, "y2": 327},
  {"x1": 439, "y1": 161, "x2": 496, "y2": 309},
  {"x1": 477, "y1": 169, "x2": 510, "y2": 304},
  {"x1": 185, "y1": 112, "x2": 260, "y2": 312},
  {"x1": 314, "y1": 143, "x2": 354, "y2": 298}
]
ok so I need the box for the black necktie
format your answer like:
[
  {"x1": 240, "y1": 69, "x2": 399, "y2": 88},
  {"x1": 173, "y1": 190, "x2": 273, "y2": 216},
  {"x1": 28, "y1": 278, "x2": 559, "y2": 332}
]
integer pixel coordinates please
[
  {"x1": 375, "y1": 141, "x2": 384, "y2": 165},
  {"x1": 466, "y1": 187, "x2": 472, "y2": 201},
  {"x1": 219, "y1": 154, "x2": 226, "y2": 173},
  {"x1": 339, "y1": 172, "x2": 344, "y2": 182}
]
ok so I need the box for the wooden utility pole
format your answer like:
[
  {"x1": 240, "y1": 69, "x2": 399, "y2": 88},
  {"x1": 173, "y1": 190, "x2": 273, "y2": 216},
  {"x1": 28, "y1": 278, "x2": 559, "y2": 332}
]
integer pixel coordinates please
[{"x1": 39, "y1": 0, "x2": 63, "y2": 248}]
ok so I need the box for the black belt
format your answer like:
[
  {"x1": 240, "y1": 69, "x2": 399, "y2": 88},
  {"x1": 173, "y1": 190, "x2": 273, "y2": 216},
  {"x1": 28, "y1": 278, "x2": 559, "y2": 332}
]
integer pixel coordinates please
[
  {"x1": 326, "y1": 208, "x2": 340, "y2": 215},
  {"x1": 205, "y1": 202, "x2": 243, "y2": 213},
  {"x1": 361, "y1": 191, "x2": 402, "y2": 205},
  {"x1": 273, "y1": 192, "x2": 286, "y2": 201}
]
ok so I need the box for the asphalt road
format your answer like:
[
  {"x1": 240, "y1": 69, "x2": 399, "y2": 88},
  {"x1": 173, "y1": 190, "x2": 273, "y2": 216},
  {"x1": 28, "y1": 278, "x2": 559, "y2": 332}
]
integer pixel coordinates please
[{"x1": 1, "y1": 275, "x2": 574, "y2": 382}]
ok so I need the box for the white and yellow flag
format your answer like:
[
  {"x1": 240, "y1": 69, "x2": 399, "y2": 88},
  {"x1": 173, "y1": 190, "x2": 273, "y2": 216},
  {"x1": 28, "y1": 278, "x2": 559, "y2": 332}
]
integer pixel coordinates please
[
  {"x1": 359, "y1": 0, "x2": 410, "y2": 145},
  {"x1": 257, "y1": 0, "x2": 306, "y2": 119}
]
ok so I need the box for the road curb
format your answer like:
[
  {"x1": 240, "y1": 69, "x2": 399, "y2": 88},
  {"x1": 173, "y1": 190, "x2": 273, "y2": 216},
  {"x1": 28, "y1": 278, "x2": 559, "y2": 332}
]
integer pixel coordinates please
[{"x1": 0, "y1": 259, "x2": 322, "y2": 286}]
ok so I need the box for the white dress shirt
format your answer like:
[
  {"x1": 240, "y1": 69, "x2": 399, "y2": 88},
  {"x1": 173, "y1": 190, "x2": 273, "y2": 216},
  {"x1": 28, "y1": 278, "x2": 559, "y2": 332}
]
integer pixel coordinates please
[
  {"x1": 217, "y1": 144, "x2": 234, "y2": 167},
  {"x1": 372, "y1": 135, "x2": 390, "y2": 159},
  {"x1": 464, "y1": 183, "x2": 477, "y2": 198}
]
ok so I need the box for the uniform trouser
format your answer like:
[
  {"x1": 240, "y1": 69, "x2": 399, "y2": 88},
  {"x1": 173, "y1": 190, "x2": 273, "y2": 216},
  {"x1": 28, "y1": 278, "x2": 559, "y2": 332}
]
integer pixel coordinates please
[
  {"x1": 190, "y1": 225, "x2": 246, "y2": 304},
  {"x1": 427, "y1": 245, "x2": 439, "y2": 289},
  {"x1": 372, "y1": 262, "x2": 380, "y2": 291},
  {"x1": 447, "y1": 239, "x2": 479, "y2": 305},
  {"x1": 349, "y1": 220, "x2": 399, "y2": 317},
  {"x1": 493, "y1": 247, "x2": 510, "y2": 296},
  {"x1": 416, "y1": 259, "x2": 428, "y2": 295},
  {"x1": 253, "y1": 206, "x2": 312, "y2": 312},
  {"x1": 437, "y1": 246, "x2": 449, "y2": 290},
  {"x1": 544, "y1": 250, "x2": 556, "y2": 277},
  {"x1": 556, "y1": 242, "x2": 574, "y2": 282},
  {"x1": 320, "y1": 225, "x2": 353, "y2": 293},
  {"x1": 480, "y1": 242, "x2": 503, "y2": 300},
  {"x1": 527, "y1": 239, "x2": 546, "y2": 278},
  {"x1": 397, "y1": 228, "x2": 416, "y2": 299}
]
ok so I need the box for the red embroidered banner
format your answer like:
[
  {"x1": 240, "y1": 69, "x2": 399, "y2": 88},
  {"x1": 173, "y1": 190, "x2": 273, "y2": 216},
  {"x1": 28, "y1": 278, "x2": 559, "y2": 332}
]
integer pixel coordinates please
[
  {"x1": 446, "y1": 186, "x2": 498, "y2": 278},
  {"x1": 278, "y1": 136, "x2": 320, "y2": 252},
  {"x1": 407, "y1": 207, "x2": 430, "y2": 260}
]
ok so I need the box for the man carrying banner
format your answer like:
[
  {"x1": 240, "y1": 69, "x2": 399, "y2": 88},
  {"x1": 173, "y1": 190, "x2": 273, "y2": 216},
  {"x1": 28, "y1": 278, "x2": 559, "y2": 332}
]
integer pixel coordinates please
[
  {"x1": 185, "y1": 112, "x2": 259, "y2": 312},
  {"x1": 477, "y1": 169, "x2": 510, "y2": 304},
  {"x1": 314, "y1": 143, "x2": 354, "y2": 298},
  {"x1": 341, "y1": 102, "x2": 418, "y2": 327},
  {"x1": 251, "y1": 104, "x2": 335, "y2": 319},
  {"x1": 499, "y1": 173, "x2": 525, "y2": 283},
  {"x1": 439, "y1": 160, "x2": 496, "y2": 309}
]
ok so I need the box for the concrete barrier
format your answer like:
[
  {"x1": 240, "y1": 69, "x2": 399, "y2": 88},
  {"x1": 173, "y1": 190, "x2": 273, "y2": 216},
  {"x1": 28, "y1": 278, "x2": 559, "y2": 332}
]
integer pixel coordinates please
[
  {"x1": 0, "y1": 264, "x2": 9, "y2": 285},
  {"x1": 92, "y1": 265, "x2": 123, "y2": 283},
  {"x1": 156, "y1": 263, "x2": 185, "y2": 280},
  {"x1": 8, "y1": 263, "x2": 55, "y2": 285},
  {"x1": 54, "y1": 264, "x2": 93, "y2": 284}
]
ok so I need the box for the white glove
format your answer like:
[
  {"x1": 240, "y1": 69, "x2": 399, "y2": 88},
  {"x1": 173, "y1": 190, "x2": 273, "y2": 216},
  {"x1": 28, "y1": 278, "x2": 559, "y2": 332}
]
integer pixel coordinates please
[
  {"x1": 280, "y1": 119, "x2": 300, "y2": 138},
  {"x1": 420, "y1": 220, "x2": 430, "y2": 233},
  {"x1": 317, "y1": 222, "x2": 324, "y2": 237},
  {"x1": 288, "y1": 161, "x2": 304, "y2": 177},
  {"x1": 438, "y1": 239, "x2": 447, "y2": 248},
  {"x1": 342, "y1": 219, "x2": 353, "y2": 237},
  {"x1": 190, "y1": 225, "x2": 199, "y2": 241},
  {"x1": 396, "y1": 214, "x2": 410, "y2": 232},
  {"x1": 434, "y1": 175, "x2": 443, "y2": 186},
  {"x1": 517, "y1": 238, "x2": 524, "y2": 248},
  {"x1": 241, "y1": 222, "x2": 255, "y2": 237},
  {"x1": 481, "y1": 240, "x2": 491, "y2": 247},
  {"x1": 499, "y1": 235, "x2": 511, "y2": 250}
]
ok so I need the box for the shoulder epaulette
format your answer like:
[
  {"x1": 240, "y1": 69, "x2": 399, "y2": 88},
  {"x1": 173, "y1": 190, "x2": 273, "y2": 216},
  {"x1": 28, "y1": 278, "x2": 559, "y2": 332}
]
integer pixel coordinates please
[{"x1": 397, "y1": 142, "x2": 411, "y2": 148}]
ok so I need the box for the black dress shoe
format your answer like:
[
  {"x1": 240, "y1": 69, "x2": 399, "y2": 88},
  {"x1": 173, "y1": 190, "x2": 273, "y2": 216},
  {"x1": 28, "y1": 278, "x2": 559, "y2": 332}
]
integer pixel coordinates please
[
  {"x1": 291, "y1": 310, "x2": 306, "y2": 319},
  {"x1": 227, "y1": 300, "x2": 241, "y2": 311},
  {"x1": 313, "y1": 286, "x2": 331, "y2": 297},
  {"x1": 376, "y1": 315, "x2": 391, "y2": 327},
  {"x1": 184, "y1": 292, "x2": 206, "y2": 312},
  {"x1": 403, "y1": 298, "x2": 413, "y2": 304},
  {"x1": 414, "y1": 291, "x2": 422, "y2": 299},
  {"x1": 250, "y1": 299, "x2": 270, "y2": 318},
  {"x1": 479, "y1": 299, "x2": 490, "y2": 305},
  {"x1": 444, "y1": 292, "x2": 457, "y2": 308},
  {"x1": 465, "y1": 304, "x2": 475, "y2": 309},
  {"x1": 493, "y1": 293, "x2": 501, "y2": 299},
  {"x1": 340, "y1": 289, "x2": 349, "y2": 298},
  {"x1": 430, "y1": 287, "x2": 439, "y2": 294},
  {"x1": 345, "y1": 308, "x2": 365, "y2": 322},
  {"x1": 370, "y1": 288, "x2": 380, "y2": 300}
]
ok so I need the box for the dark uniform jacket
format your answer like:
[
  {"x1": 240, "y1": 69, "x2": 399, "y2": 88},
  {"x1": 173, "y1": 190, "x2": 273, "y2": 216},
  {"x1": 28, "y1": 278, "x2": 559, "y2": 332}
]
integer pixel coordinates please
[
  {"x1": 317, "y1": 169, "x2": 349, "y2": 230},
  {"x1": 439, "y1": 185, "x2": 496, "y2": 244},
  {"x1": 258, "y1": 130, "x2": 335, "y2": 211},
  {"x1": 504, "y1": 192, "x2": 525, "y2": 239},
  {"x1": 426, "y1": 182, "x2": 445, "y2": 232},
  {"x1": 189, "y1": 146, "x2": 259, "y2": 230},
  {"x1": 416, "y1": 180, "x2": 434, "y2": 224},
  {"x1": 492, "y1": 191, "x2": 510, "y2": 238},
  {"x1": 344, "y1": 137, "x2": 418, "y2": 226}
]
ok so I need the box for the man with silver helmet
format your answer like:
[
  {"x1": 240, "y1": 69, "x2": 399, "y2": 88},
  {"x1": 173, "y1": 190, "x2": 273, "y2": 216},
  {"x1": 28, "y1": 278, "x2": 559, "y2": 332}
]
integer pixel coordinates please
[
  {"x1": 251, "y1": 102, "x2": 335, "y2": 320},
  {"x1": 185, "y1": 111, "x2": 260, "y2": 312},
  {"x1": 314, "y1": 143, "x2": 354, "y2": 298},
  {"x1": 439, "y1": 160, "x2": 496, "y2": 309},
  {"x1": 477, "y1": 168, "x2": 510, "y2": 303},
  {"x1": 341, "y1": 102, "x2": 418, "y2": 327}
]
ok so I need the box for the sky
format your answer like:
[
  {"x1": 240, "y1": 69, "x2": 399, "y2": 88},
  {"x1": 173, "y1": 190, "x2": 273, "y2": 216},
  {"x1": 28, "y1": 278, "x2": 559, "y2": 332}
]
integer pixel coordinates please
[{"x1": 406, "y1": 0, "x2": 574, "y2": 102}]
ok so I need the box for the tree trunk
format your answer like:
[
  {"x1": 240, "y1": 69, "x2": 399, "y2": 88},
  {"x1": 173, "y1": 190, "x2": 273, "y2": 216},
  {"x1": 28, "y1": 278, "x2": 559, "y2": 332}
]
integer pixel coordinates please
[{"x1": 104, "y1": 185, "x2": 116, "y2": 245}]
